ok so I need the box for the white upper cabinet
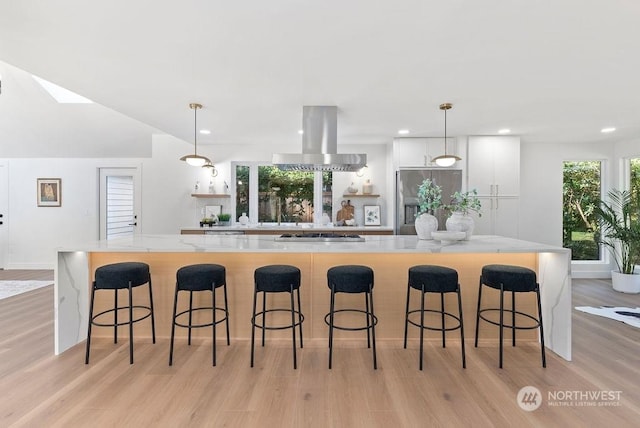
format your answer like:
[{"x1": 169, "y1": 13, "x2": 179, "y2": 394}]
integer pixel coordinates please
[
  {"x1": 393, "y1": 138, "x2": 461, "y2": 168},
  {"x1": 467, "y1": 136, "x2": 520, "y2": 196}
]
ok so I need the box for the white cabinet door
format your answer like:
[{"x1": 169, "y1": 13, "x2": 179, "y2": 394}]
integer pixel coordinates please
[
  {"x1": 467, "y1": 136, "x2": 497, "y2": 196},
  {"x1": 471, "y1": 196, "x2": 519, "y2": 238},
  {"x1": 467, "y1": 136, "x2": 520, "y2": 197},
  {"x1": 493, "y1": 197, "x2": 519, "y2": 238},
  {"x1": 393, "y1": 138, "x2": 461, "y2": 168},
  {"x1": 473, "y1": 196, "x2": 494, "y2": 235},
  {"x1": 492, "y1": 137, "x2": 520, "y2": 196},
  {"x1": 394, "y1": 139, "x2": 428, "y2": 167}
]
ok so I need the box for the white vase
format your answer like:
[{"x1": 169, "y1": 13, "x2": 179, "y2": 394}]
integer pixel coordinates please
[
  {"x1": 415, "y1": 213, "x2": 438, "y2": 240},
  {"x1": 445, "y1": 212, "x2": 475, "y2": 240},
  {"x1": 611, "y1": 270, "x2": 640, "y2": 294},
  {"x1": 362, "y1": 179, "x2": 373, "y2": 195},
  {"x1": 239, "y1": 212, "x2": 249, "y2": 225}
]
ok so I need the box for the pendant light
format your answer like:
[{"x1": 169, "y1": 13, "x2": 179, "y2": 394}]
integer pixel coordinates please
[
  {"x1": 202, "y1": 160, "x2": 218, "y2": 176},
  {"x1": 432, "y1": 103, "x2": 461, "y2": 167},
  {"x1": 180, "y1": 103, "x2": 211, "y2": 167}
]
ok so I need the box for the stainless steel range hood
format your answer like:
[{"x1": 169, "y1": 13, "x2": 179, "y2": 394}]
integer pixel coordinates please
[{"x1": 272, "y1": 106, "x2": 367, "y2": 172}]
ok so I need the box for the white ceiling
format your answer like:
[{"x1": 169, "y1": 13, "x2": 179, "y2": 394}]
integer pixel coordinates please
[{"x1": 1, "y1": 0, "x2": 639, "y2": 156}]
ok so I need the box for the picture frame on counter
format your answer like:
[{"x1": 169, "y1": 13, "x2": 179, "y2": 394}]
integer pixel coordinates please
[
  {"x1": 37, "y1": 178, "x2": 62, "y2": 207},
  {"x1": 364, "y1": 205, "x2": 381, "y2": 226}
]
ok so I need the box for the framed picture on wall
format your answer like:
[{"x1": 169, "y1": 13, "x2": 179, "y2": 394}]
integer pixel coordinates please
[
  {"x1": 37, "y1": 178, "x2": 62, "y2": 207},
  {"x1": 364, "y1": 205, "x2": 381, "y2": 226}
]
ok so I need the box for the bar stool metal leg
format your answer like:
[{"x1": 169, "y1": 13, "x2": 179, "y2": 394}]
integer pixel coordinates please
[
  {"x1": 250, "y1": 286, "x2": 258, "y2": 368},
  {"x1": 499, "y1": 284, "x2": 504, "y2": 368},
  {"x1": 148, "y1": 276, "x2": 156, "y2": 344},
  {"x1": 369, "y1": 284, "x2": 377, "y2": 370},
  {"x1": 169, "y1": 281, "x2": 179, "y2": 366},
  {"x1": 224, "y1": 283, "x2": 230, "y2": 345},
  {"x1": 474, "y1": 275, "x2": 483, "y2": 347},
  {"x1": 457, "y1": 285, "x2": 466, "y2": 369},
  {"x1": 85, "y1": 287, "x2": 97, "y2": 364},
  {"x1": 290, "y1": 283, "x2": 297, "y2": 369},
  {"x1": 419, "y1": 283, "x2": 425, "y2": 370},
  {"x1": 213, "y1": 281, "x2": 217, "y2": 366},
  {"x1": 328, "y1": 283, "x2": 336, "y2": 369},
  {"x1": 537, "y1": 287, "x2": 546, "y2": 368},
  {"x1": 128, "y1": 282, "x2": 134, "y2": 364},
  {"x1": 297, "y1": 287, "x2": 304, "y2": 348}
]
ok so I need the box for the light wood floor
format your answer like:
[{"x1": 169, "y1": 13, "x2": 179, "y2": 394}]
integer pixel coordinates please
[{"x1": 1, "y1": 271, "x2": 639, "y2": 427}]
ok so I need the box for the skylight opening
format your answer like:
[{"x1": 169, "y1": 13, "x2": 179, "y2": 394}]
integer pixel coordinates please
[{"x1": 32, "y1": 75, "x2": 93, "y2": 104}]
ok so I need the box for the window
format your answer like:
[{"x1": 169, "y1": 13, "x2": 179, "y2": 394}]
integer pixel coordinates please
[
  {"x1": 235, "y1": 165, "x2": 250, "y2": 218},
  {"x1": 233, "y1": 163, "x2": 332, "y2": 224},
  {"x1": 562, "y1": 161, "x2": 601, "y2": 261},
  {"x1": 630, "y1": 158, "x2": 640, "y2": 199}
]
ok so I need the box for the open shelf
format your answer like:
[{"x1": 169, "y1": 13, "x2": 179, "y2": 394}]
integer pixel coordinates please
[
  {"x1": 342, "y1": 194, "x2": 380, "y2": 198},
  {"x1": 191, "y1": 194, "x2": 230, "y2": 198}
]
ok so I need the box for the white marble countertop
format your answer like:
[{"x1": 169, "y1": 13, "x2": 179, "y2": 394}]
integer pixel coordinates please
[
  {"x1": 181, "y1": 225, "x2": 394, "y2": 232},
  {"x1": 58, "y1": 234, "x2": 569, "y2": 254}
]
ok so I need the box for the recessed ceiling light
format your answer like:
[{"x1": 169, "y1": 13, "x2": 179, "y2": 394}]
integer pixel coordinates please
[
  {"x1": 32, "y1": 75, "x2": 93, "y2": 103},
  {"x1": 199, "y1": 129, "x2": 211, "y2": 135},
  {"x1": 601, "y1": 127, "x2": 616, "y2": 133},
  {"x1": 398, "y1": 129, "x2": 410, "y2": 135},
  {"x1": 298, "y1": 129, "x2": 304, "y2": 135},
  {"x1": 498, "y1": 129, "x2": 511, "y2": 134}
]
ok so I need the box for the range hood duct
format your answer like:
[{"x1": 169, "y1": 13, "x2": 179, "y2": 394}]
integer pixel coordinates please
[{"x1": 272, "y1": 106, "x2": 367, "y2": 172}]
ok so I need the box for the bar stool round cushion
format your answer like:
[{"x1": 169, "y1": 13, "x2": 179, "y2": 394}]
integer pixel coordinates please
[
  {"x1": 327, "y1": 265, "x2": 374, "y2": 293},
  {"x1": 94, "y1": 262, "x2": 150, "y2": 289},
  {"x1": 176, "y1": 264, "x2": 226, "y2": 291},
  {"x1": 408, "y1": 265, "x2": 458, "y2": 293},
  {"x1": 255, "y1": 265, "x2": 301, "y2": 292},
  {"x1": 481, "y1": 264, "x2": 537, "y2": 292}
]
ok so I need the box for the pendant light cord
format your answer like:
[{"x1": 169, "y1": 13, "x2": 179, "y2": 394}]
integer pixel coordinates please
[{"x1": 193, "y1": 105, "x2": 198, "y2": 156}]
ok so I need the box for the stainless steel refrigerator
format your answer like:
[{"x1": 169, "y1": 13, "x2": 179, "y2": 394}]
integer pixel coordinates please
[{"x1": 395, "y1": 169, "x2": 463, "y2": 235}]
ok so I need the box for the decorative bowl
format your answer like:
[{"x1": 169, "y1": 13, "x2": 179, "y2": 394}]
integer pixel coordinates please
[{"x1": 431, "y1": 231, "x2": 466, "y2": 245}]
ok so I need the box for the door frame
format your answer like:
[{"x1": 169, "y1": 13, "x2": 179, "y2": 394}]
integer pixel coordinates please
[
  {"x1": 98, "y1": 167, "x2": 142, "y2": 240},
  {"x1": 0, "y1": 160, "x2": 8, "y2": 269}
]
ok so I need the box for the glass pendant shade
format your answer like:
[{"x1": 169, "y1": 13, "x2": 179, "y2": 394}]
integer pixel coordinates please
[
  {"x1": 432, "y1": 154, "x2": 460, "y2": 167},
  {"x1": 181, "y1": 154, "x2": 209, "y2": 166}
]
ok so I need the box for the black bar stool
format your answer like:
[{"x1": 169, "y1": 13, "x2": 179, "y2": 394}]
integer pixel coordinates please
[
  {"x1": 325, "y1": 265, "x2": 377, "y2": 369},
  {"x1": 169, "y1": 264, "x2": 229, "y2": 366},
  {"x1": 85, "y1": 262, "x2": 156, "y2": 364},
  {"x1": 403, "y1": 265, "x2": 466, "y2": 370},
  {"x1": 474, "y1": 264, "x2": 546, "y2": 368},
  {"x1": 251, "y1": 265, "x2": 304, "y2": 369}
]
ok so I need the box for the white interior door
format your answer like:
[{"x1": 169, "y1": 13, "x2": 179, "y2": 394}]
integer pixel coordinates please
[
  {"x1": 0, "y1": 161, "x2": 8, "y2": 268},
  {"x1": 99, "y1": 167, "x2": 141, "y2": 240}
]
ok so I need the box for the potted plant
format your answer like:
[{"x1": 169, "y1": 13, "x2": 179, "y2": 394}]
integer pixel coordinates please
[
  {"x1": 200, "y1": 216, "x2": 216, "y2": 227},
  {"x1": 594, "y1": 188, "x2": 640, "y2": 293},
  {"x1": 414, "y1": 179, "x2": 442, "y2": 240},
  {"x1": 445, "y1": 189, "x2": 482, "y2": 240},
  {"x1": 217, "y1": 213, "x2": 231, "y2": 226}
]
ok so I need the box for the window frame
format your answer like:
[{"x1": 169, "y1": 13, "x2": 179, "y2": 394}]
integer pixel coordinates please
[{"x1": 231, "y1": 161, "x2": 327, "y2": 225}]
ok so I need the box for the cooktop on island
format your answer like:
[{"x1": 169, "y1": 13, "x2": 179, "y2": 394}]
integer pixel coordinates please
[{"x1": 274, "y1": 232, "x2": 365, "y2": 242}]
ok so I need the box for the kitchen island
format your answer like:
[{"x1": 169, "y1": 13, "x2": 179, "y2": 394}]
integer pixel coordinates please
[{"x1": 55, "y1": 234, "x2": 571, "y2": 360}]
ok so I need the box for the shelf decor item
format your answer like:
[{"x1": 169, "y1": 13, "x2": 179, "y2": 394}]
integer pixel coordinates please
[
  {"x1": 217, "y1": 213, "x2": 231, "y2": 226},
  {"x1": 364, "y1": 205, "x2": 381, "y2": 226},
  {"x1": 362, "y1": 179, "x2": 373, "y2": 195},
  {"x1": 414, "y1": 178, "x2": 441, "y2": 239},
  {"x1": 37, "y1": 178, "x2": 62, "y2": 207},
  {"x1": 595, "y1": 188, "x2": 640, "y2": 293},
  {"x1": 445, "y1": 189, "x2": 481, "y2": 240}
]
